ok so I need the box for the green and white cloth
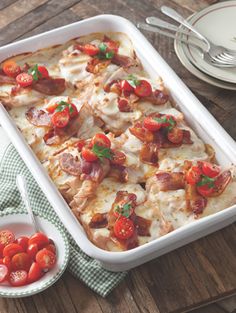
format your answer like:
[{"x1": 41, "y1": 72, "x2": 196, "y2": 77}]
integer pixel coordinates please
[{"x1": 0, "y1": 144, "x2": 126, "y2": 297}]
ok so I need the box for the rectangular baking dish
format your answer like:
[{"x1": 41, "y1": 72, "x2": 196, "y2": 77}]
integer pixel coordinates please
[{"x1": 0, "y1": 15, "x2": 235, "y2": 272}]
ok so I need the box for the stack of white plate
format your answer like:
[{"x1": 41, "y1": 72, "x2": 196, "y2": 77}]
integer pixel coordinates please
[{"x1": 174, "y1": 1, "x2": 236, "y2": 90}]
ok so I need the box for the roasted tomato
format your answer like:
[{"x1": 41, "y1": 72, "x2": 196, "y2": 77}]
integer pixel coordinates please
[
  {"x1": 167, "y1": 127, "x2": 183, "y2": 144},
  {"x1": 82, "y1": 44, "x2": 99, "y2": 56},
  {"x1": 16, "y1": 236, "x2": 29, "y2": 252},
  {"x1": 46, "y1": 103, "x2": 58, "y2": 114},
  {"x1": 129, "y1": 122, "x2": 154, "y2": 142},
  {"x1": 2, "y1": 60, "x2": 21, "y2": 77},
  {"x1": 16, "y1": 73, "x2": 33, "y2": 87},
  {"x1": 68, "y1": 103, "x2": 78, "y2": 118},
  {"x1": 3, "y1": 243, "x2": 23, "y2": 258},
  {"x1": 91, "y1": 133, "x2": 111, "y2": 148},
  {"x1": 28, "y1": 232, "x2": 49, "y2": 250},
  {"x1": 51, "y1": 111, "x2": 70, "y2": 128},
  {"x1": 77, "y1": 139, "x2": 86, "y2": 152},
  {"x1": 134, "y1": 80, "x2": 152, "y2": 97},
  {"x1": 9, "y1": 270, "x2": 28, "y2": 287},
  {"x1": 0, "y1": 230, "x2": 15, "y2": 252},
  {"x1": 81, "y1": 147, "x2": 98, "y2": 162},
  {"x1": 11, "y1": 252, "x2": 31, "y2": 271},
  {"x1": 36, "y1": 249, "x2": 56, "y2": 270},
  {"x1": 27, "y1": 262, "x2": 43, "y2": 283},
  {"x1": 120, "y1": 80, "x2": 134, "y2": 92},
  {"x1": 111, "y1": 150, "x2": 126, "y2": 165},
  {"x1": 113, "y1": 217, "x2": 135, "y2": 240},
  {"x1": 27, "y1": 243, "x2": 38, "y2": 260},
  {"x1": 197, "y1": 184, "x2": 214, "y2": 197},
  {"x1": 37, "y1": 66, "x2": 49, "y2": 78},
  {"x1": 0, "y1": 264, "x2": 9, "y2": 282},
  {"x1": 200, "y1": 161, "x2": 220, "y2": 178},
  {"x1": 118, "y1": 98, "x2": 131, "y2": 112},
  {"x1": 143, "y1": 116, "x2": 162, "y2": 132},
  {"x1": 186, "y1": 166, "x2": 202, "y2": 185}
]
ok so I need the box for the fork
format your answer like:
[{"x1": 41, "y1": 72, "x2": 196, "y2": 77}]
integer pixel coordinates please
[{"x1": 160, "y1": 6, "x2": 236, "y2": 64}]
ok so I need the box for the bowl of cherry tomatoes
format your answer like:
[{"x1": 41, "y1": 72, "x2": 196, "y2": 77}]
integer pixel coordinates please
[{"x1": 0, "y1": 210, "x2": 69, "y2": 297}]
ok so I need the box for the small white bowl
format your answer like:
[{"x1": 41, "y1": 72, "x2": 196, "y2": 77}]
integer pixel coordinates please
[{"x1": 0, "y1": 209, "x2": 70, "y2": 297}]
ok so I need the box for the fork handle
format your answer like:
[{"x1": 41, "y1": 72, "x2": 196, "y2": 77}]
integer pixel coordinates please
[{"x1": 161, "y1": 6, "x2": 210, "y2": 51}]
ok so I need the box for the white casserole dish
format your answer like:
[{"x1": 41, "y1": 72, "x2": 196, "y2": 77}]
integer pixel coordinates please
[{"x1": 0, "y1": 15, "x2": 235, "y2": 272}]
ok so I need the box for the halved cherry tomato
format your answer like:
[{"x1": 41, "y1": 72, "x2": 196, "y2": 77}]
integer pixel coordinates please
[
  {"x1": 0, "y1": 230, "x2": 15, "y2": 251},
  {"x1": 9, "y1": 270, "x2": 28, "y2": 286},
  {"x1": 186, "y1": 166, "x2": 202, "y2": 185},
  {"x1": 2, "y1": 60, "x2": 21, "y2": 77},
  {"x1": 197, "y1": 184, "x2": 214, "y2": 197},
  {"x1": 120, "y1": 80, "x2": 134, "y2": 92},
  {"x1": 68, "y1": 103, "x2": 78, "y2": 118},
  {"x1": 51, "y1": 110, "x2": 70, "y2": 128},
  {"x1": 27, "y1": 243, "x2": 38, "y2": 260},
  {"x1": 81, "y1": 147, "x2": 98, "y2": 162},
  {"x1": 113, "y1": 217, "x2": 135, "y2": 240},
  {"x1": 46, "y1": 102, "x2": 58, "y2": 114},
  {"x1": 28, "y1": 232, "x2": 49, "y2": 250},
  {"x1": 28, "y1": 262, "x2": 43, "y2": 283},
  {"x1": 167, "y1": 127, "x2": 183, "y2": 144},
  {"x1": 11, "y1": 252, "x2": 31, "y2": 271},
  {"x1": 83, "y1": 44, "x2": 99, "y2": 56},
  {"x1": 3, "y1": 256, "x2": 11, "y2": 270},
  {"x1": 16, "y1": 236, "x2": 29, "y2": 252},
  {"x1": 91, "y1": 133, "x2": 111, "y2": 148},
  {"x1": 0, "y1": 264, "x2": 9, "y2": 282},
  {"x1": 129, "y1": 123, "x2": 154, "y2": 143},
  {"x1": 77, "y1": 139, "x2": 86, "y2": 152},
  {"x1": 118, "y1": 98, "x2": 131, "y2": 112},
  {"x1": 36, "y1": 249, "x2": 56, "y2": 270},
  {"x1": 38, "y1": 66, "x2": 49, "y2": 78},
  {"x1": 134, "y1": 80, "x2": 152, "y2": 97},
  {"x1": 111, "y1": 150, "x2": 126, "y2": 165},
  {"x1": 16, "y1": 73, "x2": 33, "y2": 87},
  {"x1": 143, "y1": 116, "x2": 162, "y2": 132},
  {"x1": 44, "y1": 244, "x2": 56, "y2": 255},
  {"x1": 200, "y1": 161, "x2": 220, "y2": 178},
  {"x1": 3, "y1": 243, "x2": 23, "y2": 258}
]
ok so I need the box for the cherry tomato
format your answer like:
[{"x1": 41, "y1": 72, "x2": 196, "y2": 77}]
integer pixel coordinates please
[
  {"x1": 38, "y1": 65, "x2": 49, "y2": 78},
  {"x1": 9, "y1": 270, "x2": 28, "y2": 287},
  {"x1": 11, "y1": 253, "x2": 31, "y2": 271},
  {"x1": 36, "y1": 249, "x2": 56, "y2": 270},
  {"x1": 113, "y1": 217, "x2": 135, "y2": 240},
  {"x1": 2, "y1": 60, "x2": 21, "y2": 77},
  {"x1": 77, "y1": 139, "x2": 86, "y2": 152},
  {"x1": 111, "y1": 150, "x2": 126, "y2": 165},
  {"x1": 83, "y1": 44, "x2": 99, "y2": 56},
  {"x1": 0, "y1": 230, "x2": 15, "y2": 251},
  {"x1": 16, "y1": 236, "x2": 29, "y2": 252},
  {"x1": 167, "y1": 127, "x2": 183, "y2": 144},
  {"x1": 44, "y1": 244, "x2": 56, "y2": 255},
  {"x1": 81, "y1": 147, "x2": 98, "y2": 162},
  {"x1": 68, "y1": 103, "x2": 78, "y2": 118},
  {"x1": 27, "y1": 244, "x2": 38, "y2": 260},
  {"x1": 91, "y1": 133, "x2": 111, "y2": 148},
  {"x1": 120, "y1": 80, "x2": 134, "y2": 92},
  {"x1": 51, "y1": 110, "x2": 70, "y2": 128},
  {"x1": 134, "y1": 80, "x2": 152, "y2": 97},
  {"x1": 197, "y1": 184, "x2": 214, "y2": 197},
  {"x1": 16, "y1": 73, "x2": 33, "y2": 87},
  {"x1": 143, "y1": 116, "x2": 162, "y2": 132},
  {"x1": 186, "y1": 166, "x2": 202, "y2": 185},
  {"x1": 3, "y1": 243, "x2": 23, "y2": 258},
  {"x1": 28, "y1": 233, "x2": 49, "y2": 250},
  {"x1": 0, "y1": 264, "x2": 9, "y2": 282},
  {"x1": 3, "y1": 256, "x2": 11, "y2": 270},
  {"x1": 129, "y1": 123, "x2": 154, "y2": 143},
  {"x1": 118, "y1": 98, "x2": 131, "y2": 112},
  {"x1": 200, "y1": 161, "x2": 221, "y2": 178},
  {"x1": 27, "y1": 262, "x2": 43, "y2": 283},
  {"x1": 46, "y1": 102, "x2": 58, "y2": 114}
]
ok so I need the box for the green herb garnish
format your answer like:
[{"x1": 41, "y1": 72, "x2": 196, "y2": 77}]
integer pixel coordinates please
[
  {"x1": 115, "y1": 203, "x2": 132, "y2": 218},
  {"x1": 197, "y1": 175, "x2": 215, "y2": 188},
  {"x1": 105, "y1": 51, "x2": 115, "y2": 59},
  {"x1": 97, "y1": 43, "x2": 115, "y2": 60},
  {"x1": 28, "y1": 64, "x2": 42, "y2": 81},
  {"x1": 154, "y1": 116, "x2": 176, "y2": 131},
  {"x1": 99, "y1": 42, "x2": 107, "y2": 53},
  {"x1": 55, "y1": 101, "x2": 74, "y2": 114},
  {"x1": 126, "y1": 74, "x2": 140, "y2": 88},
  {"x1": 92, "y1": 143, "x2": 113, "y2": 161}
]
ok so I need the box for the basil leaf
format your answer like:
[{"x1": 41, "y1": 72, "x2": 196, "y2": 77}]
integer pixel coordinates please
[
  {"x1": 28, "y1": 64, "x2": 42, "y2": 81},
  {"x1": 99, "y1": 42, "x2": 107, "y2": 53},
  {"x1": 197, "y1": 175, "x2": 215, "y2": 188},
  {"x1": 92, "y1": 143, "x2": 112, "y2": 161},
  {"x1": 105, "y1": 51, "x2": 114, "y2": 59}
]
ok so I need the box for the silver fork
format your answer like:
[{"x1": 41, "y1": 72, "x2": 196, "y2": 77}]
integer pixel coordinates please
[{"x1": 160, "y1": 6, "x2": 236, "y2": 64}]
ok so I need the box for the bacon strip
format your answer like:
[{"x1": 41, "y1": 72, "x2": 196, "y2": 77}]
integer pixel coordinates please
[
  {"x1": 185, "y1": 184, "x2": 207, "y2": 215},
  {"x1": 59, "y1": 153, "x2": 81, "y2": 176},
  {"x1": 155, "y1": 172, "x2": 185, "y2": 191},
  {"x1": 33, "y1": 78, "x2": 66, "y2": 95},
  {"x1": 135, "y1": 215, "x2": 151, "y2": 236},
  {"x1": 109, "y1": 165, "x2": 129, "y2": 183},
  {"x1": 89, "y1": 213, "x2": 108, "y2": 228},
  {"x1": 86, "y1": 58, "x2": 111, "y2": 74},
  {"x1": 209, "y1": 170, "x2": 232, "y2": 197},
  {"x1": 25, "y1": 107, "x2": 51, "y2": 127},
  {"x1": 0, "y1": 74, "x2": 16, "y2": 85},
  {"x1": 140, "y1": 143, "x2": 159, "y2": 166},
  {"x1": 111, "y1": 54, "x2": 137, "y2": 67},
  {"x1": 143, "y1": 90, "x2": 169, "y2": 105},
  {"x1": 182, "y1": 130, "x2": 193, "y2": 144}
]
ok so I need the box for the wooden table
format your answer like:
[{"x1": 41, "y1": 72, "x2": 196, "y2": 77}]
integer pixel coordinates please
[{"x1": 0, "y1": 0, "x2": 235, "y2": 312}]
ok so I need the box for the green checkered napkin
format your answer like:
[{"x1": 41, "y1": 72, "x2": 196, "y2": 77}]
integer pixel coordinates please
[{"x1": 0, "y1": 144, "x2": 126, "y2": 297}]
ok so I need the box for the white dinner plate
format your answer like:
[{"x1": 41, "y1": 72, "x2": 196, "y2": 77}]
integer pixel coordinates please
[
  {"x1": 0, "y1": 210, "x2": 70, "y2": 297},
  {"x1": 174, "y1": 1, "x2": 236, "y2": 89}
]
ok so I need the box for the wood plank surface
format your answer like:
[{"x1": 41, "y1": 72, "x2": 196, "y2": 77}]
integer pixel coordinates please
[{"x1": 0, "y1": 1, "x2": 235, "y2": 312}]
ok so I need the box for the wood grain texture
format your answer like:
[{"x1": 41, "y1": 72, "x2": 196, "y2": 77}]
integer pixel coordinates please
[{"x1": 0, "y1": 1, "x2": 235, "y2": 313}]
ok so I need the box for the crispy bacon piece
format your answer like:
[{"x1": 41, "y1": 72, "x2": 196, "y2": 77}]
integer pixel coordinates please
[
  {"x1": 0, "y1": 74, "x2": 16, "y2": 85},
  {"x1": 209, "y1": 170, "x2": 232, "y2": 197},
  {"x1": 43, "y1": 128, "x2": 64, "y2": 146},
  {"x1": 109, "y1": 165, "x2": 129, "y2": 183},
  {"x1": 81, "y1": 159, "x2": 110, "y2": 183},
  {"x1": 182, "y1": 130, "x2": 193, "y2": 144},
  {"x1": 185, "y1": 184, "x2": 207, "y2": 215},
  {"x1": 155, "y1": 172, "x2": 185, "y2": 191},
  {"x1": 143, "y1": 90, "x2": 169, "y2": 105},
  {"x1": 86, "y1": 58, "x2": 111, "y2": 74},
  {"x1": 129, "y1": 122, "x2": 154, "y2": 143},
  {"x1": 153, "y1": 129, "x2": 192, "y2": 148},
  {"x1": 111, "y1": 54, "x2": 137, "y2": 68},
  {"x1": 59, "y1": 153, "x2": 81, "y2": 176},
  {"x1": 135, "y1": 215, "x2": 151, "y2": 236},
  {"x1": 140, "y1": 143, "x2": 159, "y2": 166},
  {"x1": 89, "y1": 213, "x2": 108, "y2": 228},
  {"x1": 33, "y1": 78, "x2": 66, "y2": 95},
  {"x1": 26, "y1": 107, "x2": 51, "y2": 127}
]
